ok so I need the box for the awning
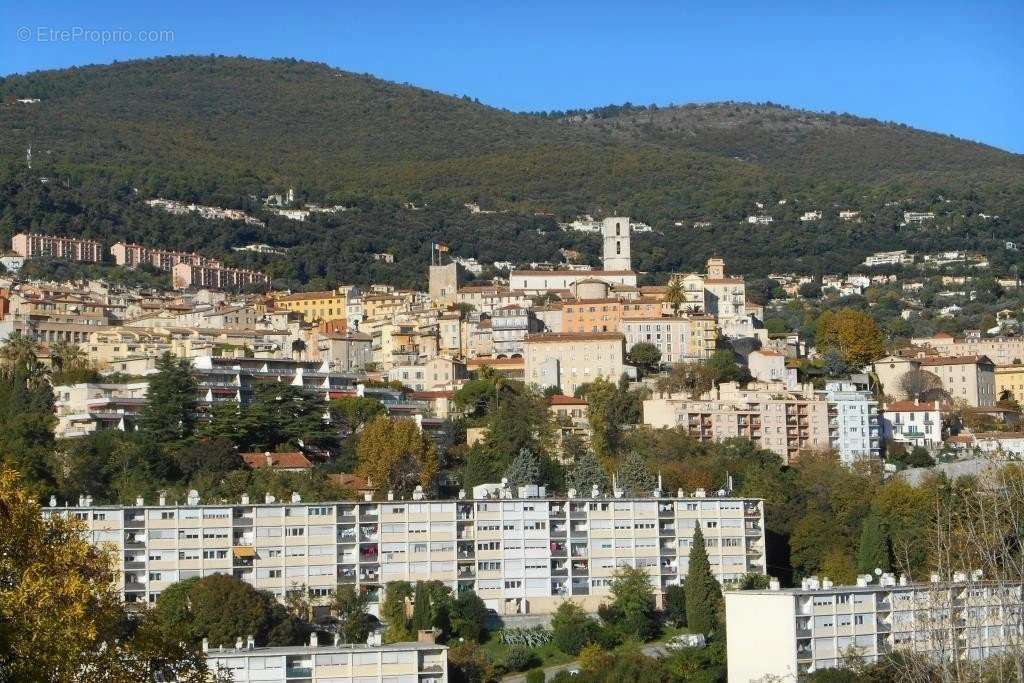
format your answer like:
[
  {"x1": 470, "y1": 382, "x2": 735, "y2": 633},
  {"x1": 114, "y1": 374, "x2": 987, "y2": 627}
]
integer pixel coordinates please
[{"x1": 232, "y1": 546, "x2": 256, "y2": 558}]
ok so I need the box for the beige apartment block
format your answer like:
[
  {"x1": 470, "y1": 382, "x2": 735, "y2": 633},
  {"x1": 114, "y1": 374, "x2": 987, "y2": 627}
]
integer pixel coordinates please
[
  {"x1": 12, "y1": 232, "x2": 103, "y2": 262},
  {"x1": 726, "y1": 576, "x2": 1023, "y2": 682},
  {"x1": 913, "y1": 331, "x2": 1024, "y2": 366},
  {"x1": 206, "y1": 640, "x2": 447, "y2": 683},
  {"x1": 620, "y1": 315, "x2": 717, "y2": 364},
  {"x1": 46, "y1": 490, "x2": 766, "y2": 617},
  {"x1": 524, "y1": 332, "x2": 626, "y2": 394},
  {"x1": 644, "y1": 382, "x2": 838, "y2": 464},
  {"x1": 873, "y1": 354, "x2": 996, "y2": 407}
]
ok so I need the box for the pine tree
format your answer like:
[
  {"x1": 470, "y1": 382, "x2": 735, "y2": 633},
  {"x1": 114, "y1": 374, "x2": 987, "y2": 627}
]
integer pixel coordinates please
[
  {"x1": 616, "y1": 451, "x2": 655, "y2": 496},
  {"x1": 566, "y1": 448, "x2": 609, "y2": 495},
  {"x1": 410, "y1": 581, "x2": 432, "y2": 632},
  {"x1": 856, "y1": 513, "x2": 891, "y2": 574},
  {"x1": 684, "y1": 526, "x2": 722, "y2": 634},
  {"x1": 504, "y1": 448, "x2": 540, "y2": 487},
  {"x1": 138, "y1": 352, "x2": 198, "y2": 444}
]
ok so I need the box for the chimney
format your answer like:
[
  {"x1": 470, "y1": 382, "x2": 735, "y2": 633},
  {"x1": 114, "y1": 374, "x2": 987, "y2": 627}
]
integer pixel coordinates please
[
  {"x1": 769, "y1": 578, "x2": 781, "y2": 591},
  {"x1": 241, "y1": 493, "x2": 250, "y2": 505},
  {"x1": 363, "y1": 491, "x2": 373, "y2": 502},
  {"x1": 135, "y1": 496, "x2": 144, "y2": 506},
  {"x1": 387, "y1": 490, "x2": 395, "y2": 501},
  {"x1": 309, "y1": 632, "x2": 318, "y2": 647},
  {"x1": 291, "y1": 492, "x2": 301, "y2": 503},
  {"x1": 158, "y1": 492, "x2": 167, "y2": 506},
  {"x1": 265, "y1": 493, "x2": 276, "y2": 504},
  {"x1": 246, "y1": 635, "x2": 255, "y2": 650},
  {"x1": 334, "y1": 633, "x2": 341, "y2": 646},
  {"x1": 202, "y1": 638, "x2": 209, "y2": 653},
  {"x1": 417, "y1": 630, "x2": 436, "y2": 645},
  {"x1": 235, "y1": 637, "x2": 243, "y2": 650}
]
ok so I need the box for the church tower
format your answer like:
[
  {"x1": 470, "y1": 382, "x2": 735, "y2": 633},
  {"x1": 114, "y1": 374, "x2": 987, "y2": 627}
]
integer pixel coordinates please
[{"x1": 601, "y1": 217, "x2": 632, "y2": 271}]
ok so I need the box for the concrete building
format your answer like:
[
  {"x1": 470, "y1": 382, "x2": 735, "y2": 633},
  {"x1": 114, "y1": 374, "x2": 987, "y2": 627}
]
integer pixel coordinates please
[
  {"x1": 110, "y1": 242, "x2": 211, "y2": 270},
  {"x1": 620, "y1": 315, "x2": 718, "y2": 364},
  {"x1": 725, "y1": 575, "x2": 1022, "y2": 682},
  {"x1": 561, "y1": 298, "x2": 624, "y2": 334},
  {"x1": 206, "y1": 639, "x2": 447, "y2": 683},
  {"x1": 863, "y1": 250, "x2": 914, "y2": 267},
  {"x1": 882, "y1": 400, "x2": 947, "y2": 450},
  {"x1": 874, "y1": 354, "x2": 996, "y2": 407},
  {"x1": 995, "y1": 364, "x2": 1024, "y2": 401},
  {"x1": 644, "y1": 381, "x2": 879, "y2": 464},
  {"x1": 747, "y1": 349, "x2": 794, "y2": 386},
  {"x1": 524, "y1": 332, "x2": 626, "y2": 395},
  {"x1": 45, "y1": 488, "x2": 767, "y2": 615},
  {"x1": 275, "y1": 287, "x2": 361, "y2": 328},
  {"x1": 912, "y1": 332, "x2": 1024, "y2": 367},
  {"x1": 491, "y1": 305, "x2": 540, "y2": 357},
  {"x1": 317, "y1": 331, "x2": 373, "y2": 372},
  {"x1": 53, "y1": 381, "x2": 149, "y2": 438},
  {"x1": 601, "y1": 216, "x2": 632, "y2": 271},
  {"x1": 508, "y1": 270, "x2": 637, "y2": 296},
  {"x1": 171, "y1": 262, "x2": 269, "y2": 291},
  {"x1": 12, "y1": 233, "x2": 104, "y2": 262},
  {"x1": 428, "y1": 263, "x2": 461, "y2": 304}
]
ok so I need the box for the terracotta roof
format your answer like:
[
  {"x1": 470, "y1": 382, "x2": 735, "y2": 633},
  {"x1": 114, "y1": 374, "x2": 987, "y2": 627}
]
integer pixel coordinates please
[
  {"x1": 241, "y1": 451, "x2": 313, "y2": 470},
  {"x1": 511, "y1": 270, "x2": 636, "y2": 276},
  {"x1": 920, "y1": 355, "x2": 993, "y2": 367},
  {"x1": 525, "y1": 332, "x2": 625, "y2": 342},
  {"x1": 883, "y1": 400, "x2": 947, "y2": 412},
  {"x1": 562, "y1": 298, "x2": 621, "y2": 305},
  {"x1": 409, "y1": 391, "x2": 455, "y2": 399},
  {"x1": 974, "y1": 432, "x2": 1024, "y2": 439},
  {"x1": 275, "y1": 290, "x2": 339, "y2": 302},
  {"x1": 751, "y1": 350, "x2": 784, "y2": 357},
  {"x1": 548, "y1": 395, "x2": 587, "y2": 406},
  {"x1": 934, "y1": 331, "x2": 955, "y2": 339},
  {"x1": 704, "y1": 277, "x2": 745, "y2": 284},
  {"x1": 468, "y1": 356, "x2": 524, "y2": 367}
]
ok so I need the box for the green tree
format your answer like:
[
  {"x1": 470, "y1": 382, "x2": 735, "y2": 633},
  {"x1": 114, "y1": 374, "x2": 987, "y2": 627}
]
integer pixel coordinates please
[
  {"x1": 329, "y1": 396, "x2": 386, "y2": 435},
  {"x1": 815, "y1": 308, "x2": 886, "y2": 368},
  {"x1": 616, "y1": 451, "x2": 656, "y2": 496},
  {"x1": 664, "y1": 276, "x2": 686, "y2": 315},
  {"x1": 152, "y1": 574, "x2": 302, "y2": 648},
  {"x1": 332, "y1": 585, "x2": 373, "y2": 644},
  {"x1": 704, "y1": 350, "x2": 751, "y2": 385},
  {"x1": 856, "y1": 513, "x2": 892, "y2": 574},
  {"x1": 447, "y1": 641, "x2": 494, "y2": 683},
  {"x1": 566, "y1": 447, "x2": 609, "y2": 495},
  {"x1": 504, "y1": 448, "x2": 541, "y2": 487},
  {"x1": 628, "y1": 342, "x2": 662, "y2": 377},
  {"x1": 609, "y1": 565, "x2": 658, "y2": 641},
  {"x1": 663, "y1": 584, "x2": 686, "y2": 627},
  {"x1": 356, "y1": 416, "x2": 439, "y2": 496},
  {"x1": 0, "y1": 467, "x2": 210, "y2": 682},
  {"x1": 684, "y1": 526, "x2": 722, "y2": 635},
  {"x1": 550, "y1": 601, "x2": 597, "y2": 655},
  {"x1": 411, "y1": 581, "x2": 433, "y2": 632},
  {"x1": 138, "y1": 352, "x2": 198, "y2": 444},
  {"x1": 450, "y1": 590, "x2": 489, "y2": 642},
  {"x1": 381, "y1": 581, "x2": 413, "y2": 643}
]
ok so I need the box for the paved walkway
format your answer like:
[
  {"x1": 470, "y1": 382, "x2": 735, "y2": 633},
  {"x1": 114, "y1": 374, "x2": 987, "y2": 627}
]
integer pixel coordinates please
[{"x1": 502, "y1": 644, "x2": 669, "y2": 682}]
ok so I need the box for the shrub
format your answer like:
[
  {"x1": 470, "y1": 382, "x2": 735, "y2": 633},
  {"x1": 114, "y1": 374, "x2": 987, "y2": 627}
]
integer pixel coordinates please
[
  {"x1": 504, "y1": 644, "x2": 534, "y2": 672},
  {"x1": 525, "y1": 669, "x2": 546, "y2": 683}
]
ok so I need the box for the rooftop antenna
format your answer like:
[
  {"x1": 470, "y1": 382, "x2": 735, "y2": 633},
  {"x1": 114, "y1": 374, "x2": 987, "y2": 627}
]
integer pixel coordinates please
[{"x1": 26, "y1": 144, "x2": 32, "y2": 170}]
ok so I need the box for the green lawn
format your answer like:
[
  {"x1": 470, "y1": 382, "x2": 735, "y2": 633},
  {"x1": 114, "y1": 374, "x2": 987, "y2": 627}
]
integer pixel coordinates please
[{"x1": 481, "y1": 635, "x2": 575, "y2": 670}]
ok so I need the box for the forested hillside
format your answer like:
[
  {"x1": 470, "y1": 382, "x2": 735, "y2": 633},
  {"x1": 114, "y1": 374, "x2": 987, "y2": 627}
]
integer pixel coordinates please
[{"x1": 1, "y1": 55, "x2": 1023, "y2": 286}]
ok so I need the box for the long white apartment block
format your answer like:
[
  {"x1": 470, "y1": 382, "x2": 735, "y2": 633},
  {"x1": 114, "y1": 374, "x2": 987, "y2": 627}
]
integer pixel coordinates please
[
  {"x1": 726, "y1": 574, "x2": 1023, "y2": 682},
  {"x1": 44, "y1": 486, "x2": 766, "y2": 616},
  {"x1": 205, "y1": 637, "x2": 447, "y2": 683}
]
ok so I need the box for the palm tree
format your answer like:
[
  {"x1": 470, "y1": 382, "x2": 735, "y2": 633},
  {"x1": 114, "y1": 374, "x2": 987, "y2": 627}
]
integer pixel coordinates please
[
  {"x1": 291, "y1": 338, "x2": 307, "y2": 360},
  {"x1": 50, "y1": 340, "x2": 87, "y2": 375},
  {"x1": 664, "y1": 276, "x2": 686, "y2": 316},
  {"x1": 0, "y1": 332, "x2": 41, "y2": 378}
]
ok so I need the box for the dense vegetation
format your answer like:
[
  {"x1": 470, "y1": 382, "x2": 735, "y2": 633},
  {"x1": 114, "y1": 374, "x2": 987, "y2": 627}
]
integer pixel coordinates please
[{"x1": 0, "y1": 56, "x2": 1022, "y2": 286}]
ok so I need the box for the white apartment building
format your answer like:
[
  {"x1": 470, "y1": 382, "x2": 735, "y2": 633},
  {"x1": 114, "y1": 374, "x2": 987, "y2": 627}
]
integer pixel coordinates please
[
  {"x1": 620, "y1": 315, "x2": 717, "y2": 364},
  {"x1": 524, "y1": 332, "x2": 626, "y2": 395},
  {"x1": 822, "y1": 381, "x2": 882, "y2": 464},
  {"x1": 45, "y1": 488, "x2": 766, "y2": 616},
  {"x1": 863, "y1": 250, "x2": 914, "y2": 267},
  {"x1": 726, "y1": 575, "x2": 1023, "y2": 682},
  {"x1": 882, "y1": 400, "x2": 947, "y2": 450},
  {"x1": 206, "y1": 639, "x2": 447, "y2": 683}
]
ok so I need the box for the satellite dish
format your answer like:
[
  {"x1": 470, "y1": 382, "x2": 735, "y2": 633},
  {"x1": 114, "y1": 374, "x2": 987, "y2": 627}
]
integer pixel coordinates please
[{"x1": 874, "y1": 568, "x2": 883, "y2": 576}]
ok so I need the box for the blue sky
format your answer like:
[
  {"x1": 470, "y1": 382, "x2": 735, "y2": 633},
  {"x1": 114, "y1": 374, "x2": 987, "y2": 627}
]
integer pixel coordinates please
[{"x1": 2, "y1": 1, "x2": 1022, "y2": 153}]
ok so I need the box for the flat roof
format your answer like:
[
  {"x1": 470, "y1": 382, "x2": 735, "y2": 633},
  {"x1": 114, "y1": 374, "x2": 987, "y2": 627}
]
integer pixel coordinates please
[{"x1": 206, "y1": 642, "x2": 446, "y2": 657}]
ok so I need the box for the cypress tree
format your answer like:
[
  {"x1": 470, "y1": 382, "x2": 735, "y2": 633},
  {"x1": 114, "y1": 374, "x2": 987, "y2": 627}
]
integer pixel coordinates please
[
  {"x1": 856, "y1": 513, "x2": 891, "y2": 574},
  {"x1": 410, "y1": 581, "x2": 432, "y2": 632},
  {"x1": 684, "y1": 526, "x2": 722, "y2": 634}
]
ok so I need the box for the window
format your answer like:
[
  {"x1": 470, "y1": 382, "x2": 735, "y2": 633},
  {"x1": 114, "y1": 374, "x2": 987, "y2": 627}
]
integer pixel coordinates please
[{"x1": 285, "y1": 527, "x2": 305, "y2": 537}]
